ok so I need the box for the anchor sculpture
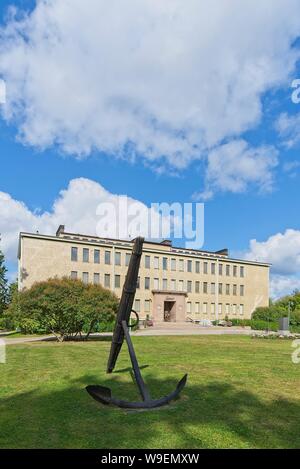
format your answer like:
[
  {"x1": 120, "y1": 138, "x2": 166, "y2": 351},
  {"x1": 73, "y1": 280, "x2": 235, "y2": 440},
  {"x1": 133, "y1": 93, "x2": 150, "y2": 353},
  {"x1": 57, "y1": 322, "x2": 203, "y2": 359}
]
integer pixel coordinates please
[{"x1": 86, "y1": 236, "x2": 187, "y2": 409}]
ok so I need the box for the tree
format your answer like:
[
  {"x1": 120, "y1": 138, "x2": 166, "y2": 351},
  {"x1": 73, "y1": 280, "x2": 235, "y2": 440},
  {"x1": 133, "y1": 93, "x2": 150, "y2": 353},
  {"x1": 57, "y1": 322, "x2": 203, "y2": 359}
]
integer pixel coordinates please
[{"x1": 0, "y1": 248, "x2": 8, "y2": 315}]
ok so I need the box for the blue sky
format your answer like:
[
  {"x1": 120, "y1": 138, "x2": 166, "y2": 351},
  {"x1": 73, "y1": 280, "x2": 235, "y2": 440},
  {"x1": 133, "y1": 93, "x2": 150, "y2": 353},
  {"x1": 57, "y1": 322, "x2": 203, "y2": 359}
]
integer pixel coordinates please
[{"x1": 1, "y1": 0, "x2": 300, "y2": 297}]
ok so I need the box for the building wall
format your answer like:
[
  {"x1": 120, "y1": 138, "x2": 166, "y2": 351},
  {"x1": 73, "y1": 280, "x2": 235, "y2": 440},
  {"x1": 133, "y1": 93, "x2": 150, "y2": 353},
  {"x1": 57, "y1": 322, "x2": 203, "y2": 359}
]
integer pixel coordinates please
[{"x1": 19, "y1": 233, "x2": 269, "y2": 321}]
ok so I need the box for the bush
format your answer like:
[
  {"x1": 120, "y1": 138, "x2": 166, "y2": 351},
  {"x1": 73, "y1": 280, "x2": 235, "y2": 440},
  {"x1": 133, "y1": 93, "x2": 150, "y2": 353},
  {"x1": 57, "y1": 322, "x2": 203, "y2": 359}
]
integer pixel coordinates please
[
  {"x1": 250, "y1": 320, "x2": 278, "y2": 331},
  {"x1": 5, "y1": 277, "x2": 118, "y2": 341}
]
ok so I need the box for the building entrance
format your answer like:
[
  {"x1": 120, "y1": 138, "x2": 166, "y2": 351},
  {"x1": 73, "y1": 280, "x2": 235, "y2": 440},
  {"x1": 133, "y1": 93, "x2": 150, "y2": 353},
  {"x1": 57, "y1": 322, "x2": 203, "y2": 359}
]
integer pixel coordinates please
[{"x1": 164, "y1": 301, "x2": 176, "y2": 322}]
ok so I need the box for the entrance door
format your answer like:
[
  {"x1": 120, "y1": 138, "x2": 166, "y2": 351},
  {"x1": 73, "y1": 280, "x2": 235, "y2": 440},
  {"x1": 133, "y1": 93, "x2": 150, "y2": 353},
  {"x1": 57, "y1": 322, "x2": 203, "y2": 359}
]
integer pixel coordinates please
[{"x1": 164, "y1": 301, "x2": 176, "y2": 322}]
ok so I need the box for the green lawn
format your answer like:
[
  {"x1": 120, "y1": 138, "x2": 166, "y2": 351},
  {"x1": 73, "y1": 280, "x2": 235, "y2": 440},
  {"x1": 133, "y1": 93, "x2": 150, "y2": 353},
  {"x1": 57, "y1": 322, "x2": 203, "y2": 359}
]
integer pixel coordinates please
[{"x1": 0, "y1": 335, "x2": 300, "y2": 449}]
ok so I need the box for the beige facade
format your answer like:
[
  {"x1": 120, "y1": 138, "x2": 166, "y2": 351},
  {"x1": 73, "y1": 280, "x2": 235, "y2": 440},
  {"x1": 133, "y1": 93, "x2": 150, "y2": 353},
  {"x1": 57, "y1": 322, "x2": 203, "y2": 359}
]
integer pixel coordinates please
[{"x1": 18, "y1": 226, "x2": 270, "y2": 322}]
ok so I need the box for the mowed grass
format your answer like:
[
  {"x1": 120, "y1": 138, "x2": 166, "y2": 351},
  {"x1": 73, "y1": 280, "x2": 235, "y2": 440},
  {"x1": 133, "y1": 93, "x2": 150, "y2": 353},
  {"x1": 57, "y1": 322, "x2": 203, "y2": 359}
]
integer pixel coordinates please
[{"x1": 0, "y1": 335, "x2": 300, "y2": 449}]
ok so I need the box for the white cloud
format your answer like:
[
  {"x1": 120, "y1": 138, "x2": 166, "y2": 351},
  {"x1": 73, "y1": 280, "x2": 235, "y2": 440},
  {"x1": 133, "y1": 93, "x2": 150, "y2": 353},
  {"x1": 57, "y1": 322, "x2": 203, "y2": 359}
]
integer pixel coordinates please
[
  {"x1": 0, "y1": 0, "x2": 300, "y2": 180},
  {"x1": 270, "y1": 274, "x2": 300, "y2": 299},
  {"x1": 194, "y1": 140, "x2": 278, "y2": 199},
  {"x1": 276, "y1": 112, "x2": 300, "y2": 148}
]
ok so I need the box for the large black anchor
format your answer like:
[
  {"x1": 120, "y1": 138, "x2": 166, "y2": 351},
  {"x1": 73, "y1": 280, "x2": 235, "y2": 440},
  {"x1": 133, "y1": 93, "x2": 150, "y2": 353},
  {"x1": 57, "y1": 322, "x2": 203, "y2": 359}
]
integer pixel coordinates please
[{"x1": 86, "y1": 236, "x2": 187, "y2": 409}]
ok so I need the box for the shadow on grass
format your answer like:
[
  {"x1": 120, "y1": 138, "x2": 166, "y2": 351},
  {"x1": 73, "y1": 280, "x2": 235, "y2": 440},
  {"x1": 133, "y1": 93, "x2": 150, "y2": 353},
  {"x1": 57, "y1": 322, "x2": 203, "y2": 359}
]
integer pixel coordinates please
[{"x1": 1, "y1": 369, "x2": 300, "y2": 449}]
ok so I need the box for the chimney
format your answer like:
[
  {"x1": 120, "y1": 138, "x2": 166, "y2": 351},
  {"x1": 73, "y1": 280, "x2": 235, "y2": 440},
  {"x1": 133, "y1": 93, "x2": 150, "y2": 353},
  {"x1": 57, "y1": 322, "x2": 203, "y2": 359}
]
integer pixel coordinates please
[{"x1": 56, "y1": 225, "x2": 65, "y2": 237}]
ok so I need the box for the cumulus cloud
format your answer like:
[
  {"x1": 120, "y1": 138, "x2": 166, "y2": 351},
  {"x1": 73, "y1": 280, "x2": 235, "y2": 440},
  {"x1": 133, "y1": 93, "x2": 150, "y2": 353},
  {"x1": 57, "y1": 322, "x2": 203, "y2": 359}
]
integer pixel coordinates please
[
  {"x1": 0, "y1": 0, "x2": 300, "y2": 181},
  {"x1": 270, "y1": 274, "x2": 300, "y2": 299},
  {"x1": 276, "y1": 112, "x2": 300, "y2": 148},
  {"x1": 194, "y1": 140, "x2": 278, "y2": 200},
  {"x1": 0, "y1": 177, "x2": 180, "y2": 261}
]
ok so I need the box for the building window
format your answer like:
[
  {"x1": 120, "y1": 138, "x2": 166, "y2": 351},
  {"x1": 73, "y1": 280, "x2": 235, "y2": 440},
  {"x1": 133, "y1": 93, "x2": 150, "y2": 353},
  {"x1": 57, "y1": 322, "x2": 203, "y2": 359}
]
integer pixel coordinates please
[
  {"x1": 226, "y1": 264, "x2": 230, "y2": 276},
  {"x1": 187, "y1": 302, "x2": 192, "y2": 314},
  {"x1": 240, "y1": 285, "x2": 244, "y2": 296},
  {"x1": 240, "y1": 266, "x2": 245, "y2": 277},
  {"x1": 195, "y1": 302, "x2": 200, "y2": 314},
  {"x1": 195, "y1": 261, "x2": 200, "y2": 273},
  {"x1": 195, "y1": 281, "x2": 200, "y2": 293},
  {"x1": 125, "y1": 253, "x2": 131, "y2": 266},
  {"x1": 218, "y1": 303, "x2": 222, "y2": 316},
  {"x1": 104, "y1": 274, "x2": 110, "y2": 288},
  {"x1": 187, "y1": 280, "x2": 192, "y2": 293},
  {"x1": 145, "y1": 255, "x2": 150, "y2": 268},
  {"x1": 204, "y1": 262, "x2": 208, "y2": 274},
  {"x1": 211, "y1": 282, "x2": 215, "y2": 294},
  {"x1": 94, "y1": 249, "x2": 100, "y2": 264},
  {"x1": 211, "y1": 303, "x2": 215, "y2": 315},
  {"x1": 178, "y1": 280, "x2": 184, "y2": 291},
  {"x1": 144, "y1": 300, "x2": 150, "y2": 313},
  {"x1": 83, "y1": 248, "x2": 89, "y2": 263},
  {"x1": 187, "y1": 260, "x2": 192, "y2": 272},
  {"x1": 135, "y1": 299, "x2": 140, "y2": 312},
  {"x1": 71, "y1": 247, "x2": 78, "y2": 261},
  {"x1": 115, "y1": 274, "x2": 121, "y2": 288},
  {"x1": 239, "y1": 304, "x2": 244, "y2": 315},
  {"x1": 94, "y1": 273, "x2": 100, "y2": 285},
  {"x1": 163, "y1": 257, "x2": 168, "y2": 270},
  {"x1": 145, "y1": 277, "x2": 150, "y2": 290},
  {"x1": 171, "y1": 279, "x2": 176, "y2": 290},
  {"x1": 171, "y1": 258, "x2": 176, "y2": 271},
  {"x1": 154, "y1": 278, "x2": 159, "y2": 290},
  {"x1": 218, "y1": 283, "x2": 223, "y2": 294},
  {"x1": 219, "y1": 263, "x2": 223, "y2": 275},
  {"x1": 163, "y1": 278, "x2": 168, "y2": 290},
  {"x1": 115, "y1": 252, "x2": 121, "y2": 266},
  {"x1": 136, "y1": 277, "x2": 140, "y2": 289},
  {"x1": 179, "y1": 259, "x2": 184, "y2": 271},
  {"x1": 82, "y1": 272, "x2": 89, "y2": 284},
  {"x1": 232, "y1": 304, "x2": 237, "y2": 315},
  {"x1": 154, "y1": 256, "x2": 159, "y2": 269},
  {"x1": 233, "y1": 284, "x2": 237, "y2": 296},
  {"x1": 233, "y1": 265, "x2": 237, "y2": 277},
  {"x1": 226, "y1": 284, "x2": 230, "y2": 295},
  {"x1": 71, "y1": 271, "x2": 77, "y2": 280},
  {"x1": 105, "y1": 251, "x2": 111, "y2": 265},
  {"x1": 203, "y1": 302, "x2": 208, "y2": 314},
  {"x1": 211, "y1": 263, "x2": 216, "y2": 275},
  {"x1": 225, "y1": 304, "x2": 230, "y2": 316},
  {"x1": 203, "y1": 282, "x2": 208, "y2": 294}
]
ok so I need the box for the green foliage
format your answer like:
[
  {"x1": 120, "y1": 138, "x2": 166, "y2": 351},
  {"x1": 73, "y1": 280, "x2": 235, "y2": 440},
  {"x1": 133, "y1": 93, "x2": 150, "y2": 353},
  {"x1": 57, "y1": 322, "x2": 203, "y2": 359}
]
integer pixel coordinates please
[
  {"x1": 0, "y1": 248, "x2": 8, "y2": 315},
  {"x1": 5, "y1": 277, "x2": 118, "y2": 341},
  {"x1": 250, "y1": 320, "x2": 278, "y2": 331}
]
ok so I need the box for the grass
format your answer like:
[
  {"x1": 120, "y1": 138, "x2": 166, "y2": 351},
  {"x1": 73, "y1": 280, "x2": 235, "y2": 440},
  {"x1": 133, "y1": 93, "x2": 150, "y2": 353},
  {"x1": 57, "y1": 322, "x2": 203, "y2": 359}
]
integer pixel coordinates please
[{"x1": 0, "y1": 335, "x2": 300, "y2": 449}]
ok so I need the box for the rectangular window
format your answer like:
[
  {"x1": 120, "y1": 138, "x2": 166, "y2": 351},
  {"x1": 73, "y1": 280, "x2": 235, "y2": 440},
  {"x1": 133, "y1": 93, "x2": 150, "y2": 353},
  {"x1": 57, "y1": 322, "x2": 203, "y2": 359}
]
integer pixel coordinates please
[
  {"x1": 136, "y1": 276, "x2": 140, "y2": 289},
  {"x1": 232, "y1": 304, "x2": 237, "y2": 315},
  {"x1": 71, "y1": 247, "x2": 78, "y2": 262},
  {"x1": 203, "y1": 302, "x2": 208, "y2": 314},
  {"x1": 187, "y1": 280, "x2": 192, "y2": 293},
  {"x1": 135, "y1": 299, "x2": 140, "y2": 312},
  {"x1": 195, "y1": 302, "x2": 200, "y2": 314},
  {"x1": 240, "y1": 285, "x2": 244, "y2": 296},
  {"x1": 163, "y1": 278, "x2": 168, "y2": 290},
  {"x1": 233, "y1": 284, "x2": 237, "y2": 296},
  {"x1": 171, "y1": 279, "x2": 176, "y2": 290},
  {"x1": 105, "y1": 251, "x2": 111, "y2": 265},
  {"x1": 154, "y1": 278, "x2": 159, "y2": 290},
  {"x1": 226, "y1": 304, "x2": 230, "y2": 316},
  {"x1": 171, "y1": 258, "x2": 176, "y2": 271},
  {"x1": 83, "y1": 248, "x2": 89, "y2": 263},
  {"x1": 211, "y1": 303, "x2": 215, "y2": 315},
  {"x1": 219, "y1": 263, "x2": 223, "y2": 275},
  {"x1": 226, "y1": 264, "x2": 230, "y2": 276},
  {"x1": 145, "y1": 255, "x2": 150, "y2": 268},
  {"x1": 145, "y1": 277, "x2": 150, "y2": 290},
  {"x1": 195, "y1": 281, "x2": 200, "y2": 293},
  {"x1": 154, "y1": 256, "x2": 159, "y2": 269},
  {"x1": 93, "y1": 273, "x2": 100, "y2": 285},
  {"x1": 82, "y1": 272, "x2": 89, "y2": 284},
  {"x1": 211, "y1": 282, "x2": 215, "y2": 294},
  {"x1": 233, "y1": 265, "x2": 237, "y2": 277},
  {"x1": 211, "y1": 263, "x2": 216, "y2": 275},
  {"x1": 204, "y1": 262, "x2": 208, "y2": 274},
  {"x1": 125, "y1": 253, "x2": 131, "y2": 266},
  {"x1": 195, "y1": 261, "x2": 200, "y2": 273},
  {"x1": 179, "y1": 259, "x2": 184, "y2": 271},
  {"x1": 187, "y1": 302, "x2": 192, "y2": 314},
  {"x1": 71, "y1": 271, "x2": 77, "y2": 280},
  {"x1": 144, "y1": 300, "x2": 150, "y2": 313},
  {"x1": 218, "y1": 303, "x2": 222, "y2": 315},
  {"x1": 187, "y1": 260, "x2": 192, "y2": 272},
  {"x1": 115, "y1": 252, "x2": 121, "y2": 266},
  {"x1": 178, "y1": 280, "x2": 184, "y2": 291},
  {"x1": 163, "y1": 257, "x2": 168, "y2": 270},
  {"x1": 239, "y1": 304, "x2": 244, "y2": 315},
  {"x1": 114, "y1": 274, "x2": 120, "y2": 288},
  {"x1": 240, "y1": 266, "x2": 245, "y2": 277},
  {"x1": 226, "y1": 284, "x2": 230, "y2": 295},
  {"x1": 94, "y1": 249, "x2": 100, "y2": 264},
  {"x1": 104, "y1": 273, "x2": 110, "y2": 288},
  {"x1": 218, "y1": 283, "x2": 223, "y2": 295},
  {"x1": 203, "y1": 282, "x2": 208, "y2": 294}
]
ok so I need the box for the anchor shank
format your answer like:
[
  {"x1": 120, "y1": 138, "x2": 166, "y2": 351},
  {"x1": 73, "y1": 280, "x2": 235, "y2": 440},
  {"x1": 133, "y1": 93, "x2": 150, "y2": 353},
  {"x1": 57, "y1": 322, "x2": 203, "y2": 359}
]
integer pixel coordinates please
[{"x1": 122, "y1": 320, "x2": 151, "y2": 402}]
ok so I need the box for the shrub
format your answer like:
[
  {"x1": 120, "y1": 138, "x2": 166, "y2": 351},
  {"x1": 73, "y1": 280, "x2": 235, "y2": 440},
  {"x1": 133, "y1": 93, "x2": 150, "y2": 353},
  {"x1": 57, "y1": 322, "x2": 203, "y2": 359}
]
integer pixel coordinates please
[
  {"x1": 250, "y1": 320, "x2": 278, "y2": 331},
  {"x1": 5, "y1": 277, "x2": 118, "y2": 341}
]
